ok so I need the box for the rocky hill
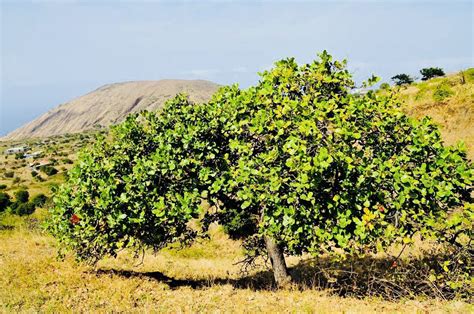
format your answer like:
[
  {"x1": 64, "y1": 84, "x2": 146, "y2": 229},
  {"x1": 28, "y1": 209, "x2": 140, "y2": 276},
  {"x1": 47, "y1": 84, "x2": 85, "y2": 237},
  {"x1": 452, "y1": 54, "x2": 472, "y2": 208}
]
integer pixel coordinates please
[{"x1": 2, "y1": 80, "x2": 219, "y2": 140}]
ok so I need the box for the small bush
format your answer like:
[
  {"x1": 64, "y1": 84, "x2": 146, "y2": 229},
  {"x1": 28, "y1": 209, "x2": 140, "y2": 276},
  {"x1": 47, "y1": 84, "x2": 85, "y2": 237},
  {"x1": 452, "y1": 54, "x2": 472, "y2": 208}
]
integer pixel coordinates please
[
  {"x1": 14, "y1": 202, "x2": 36, "y2": 216},
  {"x1": 379, "y1": 82, "x2": 390, "y2": 90},
  {"x1": 31, "y1": 170, "x2": 38, "y2": 177},
  {"x1": 61, "y1": 158, "x2": 73, "y2": 164},
  {"x1": 14, "y1": 153, "x2": 24, "y2": 160},
  {"x1": 0, "y1": 192, "x2": 11, "y2": 212},
  {"x1": 14, "y1": 190, "x2": 29, "y2": 203},
  {"x1": 31, "y1": 194, "x2": 48, "y2": 208},
  {"x1": 4, "y1": 171, "x2": 14, "y2": 178},
  {"x1": 0, "y1": 184, "x2": 7, "y2": 190},
  {"x1": 40, "y1": 165, "x2": 58, "y2": 176},
  {"x1": 433, "y1": 84, "x2": 454, "y2": 102}
]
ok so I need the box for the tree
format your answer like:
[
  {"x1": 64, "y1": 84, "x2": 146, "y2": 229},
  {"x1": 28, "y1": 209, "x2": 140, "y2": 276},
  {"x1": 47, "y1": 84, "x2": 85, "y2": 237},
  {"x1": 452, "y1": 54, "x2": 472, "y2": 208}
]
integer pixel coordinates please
[
  {"x1": 391, "y1": 74, "x2": 414, "y2": 86},
  {"x1": 48, "y1": 52, "x2": 473, "y2": 287},
  {"x1": 420, "y1": 67, "x2": 445, "y2": 81}
]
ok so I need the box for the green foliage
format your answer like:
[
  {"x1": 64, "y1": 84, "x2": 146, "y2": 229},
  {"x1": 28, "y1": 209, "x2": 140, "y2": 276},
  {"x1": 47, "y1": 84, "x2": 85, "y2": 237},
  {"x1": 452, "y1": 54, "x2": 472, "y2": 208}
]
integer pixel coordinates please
[
  {"x1": 61, "y1": 158, "x2": 74, "y2": 164},
  {"x1": 31, "y1": 194, "x2": 48, "y2": 208},
  {"x1": 48, "y1": 52, "x2": 473, "y2": 272},
  {"x1": 0, "y1": 192, "x2": 11, "y2": 212},
  {"x1": 31, "y1": 170, "x2": 38, "y2": 178},
  {"x1": 14, "y1": 190, "x2": 29, "y2": 203},
  {"x1": 420, "y1": 67, "x2": 445, "y2": 81},
  {"x1": 379, "y1": 82, "x2": 390, "y2": 90},
  {"x1": 14, "y1": 153, "x2": 24, "y2": 160},
  {"x1": 40, "y1": 165, "x2": 58, "y2": 176},
  {"x1": 391, "y1": 74, "x2": 414, "y2": 86},
  {"x1": 13, "y1": 202, "x2": 36, "y2": 216},
  {"x1": 0, "y1": 184, "x2": 7, "y2": 190},
  {"x1": 433, "y1": 83, "x2": 454, "y2": 102}
]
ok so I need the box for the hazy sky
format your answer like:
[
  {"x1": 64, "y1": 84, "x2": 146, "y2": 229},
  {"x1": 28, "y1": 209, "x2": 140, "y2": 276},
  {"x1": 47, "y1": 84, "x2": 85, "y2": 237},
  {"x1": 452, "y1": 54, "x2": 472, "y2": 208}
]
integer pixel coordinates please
[{"x1": 1, "y1": 0, "x2": 472, "y2": 136}]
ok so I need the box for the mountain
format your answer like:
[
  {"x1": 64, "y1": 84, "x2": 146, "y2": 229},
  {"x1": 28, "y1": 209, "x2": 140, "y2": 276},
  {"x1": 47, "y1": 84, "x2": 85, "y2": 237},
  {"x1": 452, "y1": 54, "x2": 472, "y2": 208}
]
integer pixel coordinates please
[{"x1": 2, "y1": 80, "x2": 219, "y2": 140}]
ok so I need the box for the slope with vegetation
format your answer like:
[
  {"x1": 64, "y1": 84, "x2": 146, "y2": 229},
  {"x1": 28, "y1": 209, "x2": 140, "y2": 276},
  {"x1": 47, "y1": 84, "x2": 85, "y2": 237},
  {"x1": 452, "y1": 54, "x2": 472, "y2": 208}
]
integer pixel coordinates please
[{"x1": 398, "y1": 68, "x2": 474, "y2": 160}]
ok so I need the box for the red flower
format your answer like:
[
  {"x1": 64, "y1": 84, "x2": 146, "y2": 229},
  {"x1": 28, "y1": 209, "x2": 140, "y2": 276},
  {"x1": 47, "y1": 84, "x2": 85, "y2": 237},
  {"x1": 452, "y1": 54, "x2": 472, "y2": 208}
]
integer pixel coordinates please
[
  {"x1": 391, "y1": 261, "x2": 398, "y2": 269},
  {"x1": 378, "y1": 205, "x2": 385, "y2": 212},
  {"x1": 70, "y1": 214, "x2": 80, "y2": 225}
]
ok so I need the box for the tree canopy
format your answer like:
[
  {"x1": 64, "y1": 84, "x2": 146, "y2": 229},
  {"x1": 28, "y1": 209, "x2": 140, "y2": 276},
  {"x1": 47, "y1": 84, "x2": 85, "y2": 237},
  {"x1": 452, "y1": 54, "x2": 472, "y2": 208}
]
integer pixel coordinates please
[
  {"x1": 48, "y1": 52, "x2": 473, "y2": 286},
  {"x1": 420, "y1": 67, "x2": 445, "y2": 81},
  {"x1": 391, "y1": 73, "x2": 414, "y2": 86}
]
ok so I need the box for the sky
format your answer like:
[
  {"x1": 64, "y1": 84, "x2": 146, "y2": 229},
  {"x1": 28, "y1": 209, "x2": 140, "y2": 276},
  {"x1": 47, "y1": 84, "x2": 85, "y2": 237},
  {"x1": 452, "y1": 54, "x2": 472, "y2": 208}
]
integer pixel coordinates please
[{"x1": 0, "y1": 0, "x2": 472, "y2": 136}]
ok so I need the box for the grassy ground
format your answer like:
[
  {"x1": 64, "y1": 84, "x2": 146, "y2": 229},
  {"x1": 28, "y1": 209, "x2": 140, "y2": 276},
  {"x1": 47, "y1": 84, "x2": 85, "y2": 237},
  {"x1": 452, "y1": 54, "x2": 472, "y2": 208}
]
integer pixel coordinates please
[
  {"x1": 0, "y1": 213, "x2": 472, "y2": 313},
  {"x1": 0, "y1": 73, "x2": 473, "y2": 312}
]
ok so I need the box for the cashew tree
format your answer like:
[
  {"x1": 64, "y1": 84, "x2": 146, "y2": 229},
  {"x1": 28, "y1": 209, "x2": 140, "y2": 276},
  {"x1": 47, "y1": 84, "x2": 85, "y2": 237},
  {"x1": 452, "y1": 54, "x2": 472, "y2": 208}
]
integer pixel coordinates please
[{"x1": 48, "y1": 52, "x2": 473, "y2": 287}]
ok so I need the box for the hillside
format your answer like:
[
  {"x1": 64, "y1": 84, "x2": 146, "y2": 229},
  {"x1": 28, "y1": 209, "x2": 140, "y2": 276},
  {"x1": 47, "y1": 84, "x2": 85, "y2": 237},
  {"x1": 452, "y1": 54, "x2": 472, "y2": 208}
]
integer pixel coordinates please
[
  {"x1": 2, "y1": 80, "x2": 219, "y2": 140},
  {"x1": 399, "y1": 68, "x2": 474, "y2": 159}
]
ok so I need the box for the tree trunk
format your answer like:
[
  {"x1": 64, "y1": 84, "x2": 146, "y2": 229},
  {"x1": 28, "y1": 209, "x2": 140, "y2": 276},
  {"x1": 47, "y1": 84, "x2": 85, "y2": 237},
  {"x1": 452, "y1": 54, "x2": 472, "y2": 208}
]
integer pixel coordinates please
[{"x1": 264, "y1": 236, "x2": 291, "y2": 287}]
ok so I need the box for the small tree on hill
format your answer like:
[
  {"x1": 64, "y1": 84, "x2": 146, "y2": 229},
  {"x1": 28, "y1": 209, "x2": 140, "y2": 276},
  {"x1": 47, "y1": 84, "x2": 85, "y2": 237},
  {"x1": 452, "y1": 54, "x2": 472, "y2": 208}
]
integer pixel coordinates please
[
  {"x1": 48, "y1": 52, "x2": 473, "y2": 287},
  {"x1": 391, "y1": 73, "x2": 414, "y2": 86},
  {"x1": 420, "y1": 67, "x2": 445, "y2": 81}
]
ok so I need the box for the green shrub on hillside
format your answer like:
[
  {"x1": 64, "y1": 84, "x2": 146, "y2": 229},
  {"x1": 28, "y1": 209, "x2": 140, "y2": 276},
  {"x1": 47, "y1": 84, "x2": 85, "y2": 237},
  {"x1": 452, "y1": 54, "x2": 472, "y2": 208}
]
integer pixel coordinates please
[
  {"x1": 0, "y1": 192, "x2": 11, "y2": 212},
  {"x1": 14, "y1": 202, "x2": 36, "y2": 216},
  {"x1": 4, "y1": 171, "x2": 14, "y2": 178},
  {"x1": 31, "y1": 194, "x2": 48, "y2": 208},
  {"x1": 14, "y1": 190, "x2": 29, "y2": 203},
  {"x1": 40, "y1": 165, "x2": 58, "y2": 176},
  {"x1": 433, "y1": 84, "x2": 454, "y2": 102}
]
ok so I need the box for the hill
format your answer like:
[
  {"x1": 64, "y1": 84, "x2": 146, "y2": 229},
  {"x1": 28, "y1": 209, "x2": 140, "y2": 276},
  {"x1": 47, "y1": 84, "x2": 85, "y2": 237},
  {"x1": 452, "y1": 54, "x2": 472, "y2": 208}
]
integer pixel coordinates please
[
  {"x1": 2, "y1": 80, "x2": 219, "y2": 140},
  {"x1": 398, "y1": 68, "x2": 474, "y2": 159}
]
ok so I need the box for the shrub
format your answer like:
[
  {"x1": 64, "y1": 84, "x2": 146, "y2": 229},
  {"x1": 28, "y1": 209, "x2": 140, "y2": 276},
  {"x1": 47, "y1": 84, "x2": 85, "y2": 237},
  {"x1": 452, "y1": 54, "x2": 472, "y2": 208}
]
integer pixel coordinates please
[
  {"x1": 31, "y1": 170, "x2": 38, "y2": 177},
  {"x1": 61, "y1": 158, "x2": 74, "y2": 164},
  {"x1": 0, "y1": 192, "x2": 11, "y2": 212},
  {"x1": 14, "y1": 202, "x2": 36, "y2": 216},
  {"x1": 31, "y1": 194, "x2": 48, "y2": 208},
  {"x1": 420, "y1": 67, "x2": 445, "y2": 81},
  {"x1": 14, "y1": 190, "x2": 29, "y2": 203},
  {"x1": 379, "y1": 82, "x2": 390, "y2": 90},
  {"x1": 40, "y1": 166, "x2": 58, "y2": 176},
  {"x1": 0, "y1": 184, "x2": 7, "y2": 190},
  {"x1": 4, "y1": 171, "x2": 14, "y2": 178},
  {"x1": 433, "y1": 84, "x2": 454, "y2": 102}
]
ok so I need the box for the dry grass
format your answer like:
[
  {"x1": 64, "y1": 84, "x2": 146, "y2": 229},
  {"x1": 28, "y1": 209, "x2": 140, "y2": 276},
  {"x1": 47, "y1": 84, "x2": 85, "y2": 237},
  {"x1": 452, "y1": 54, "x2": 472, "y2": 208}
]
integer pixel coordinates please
[
  {"x1": 0, "y1": 214, "x2": 472, "y2": 313},
  {"x1": 399, "y1": 68, "x2": 474, "y2": 159}
]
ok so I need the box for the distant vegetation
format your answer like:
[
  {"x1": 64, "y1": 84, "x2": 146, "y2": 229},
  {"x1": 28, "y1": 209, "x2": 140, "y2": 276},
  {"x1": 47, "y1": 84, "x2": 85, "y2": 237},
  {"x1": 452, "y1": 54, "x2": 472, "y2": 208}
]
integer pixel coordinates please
[
  {"x1": 420, "y1": 67, "x2": 445, "y2": 81},
  {"x1": 391, "y1": 73, "x2": 414, "y2": 85}
]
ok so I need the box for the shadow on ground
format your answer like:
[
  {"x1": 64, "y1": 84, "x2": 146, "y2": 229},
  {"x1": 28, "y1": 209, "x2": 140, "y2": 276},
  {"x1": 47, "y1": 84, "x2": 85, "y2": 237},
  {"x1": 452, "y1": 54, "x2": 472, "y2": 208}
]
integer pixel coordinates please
[{"x1": 94, "y1": 249, "x2": 471, "y2": 301}]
